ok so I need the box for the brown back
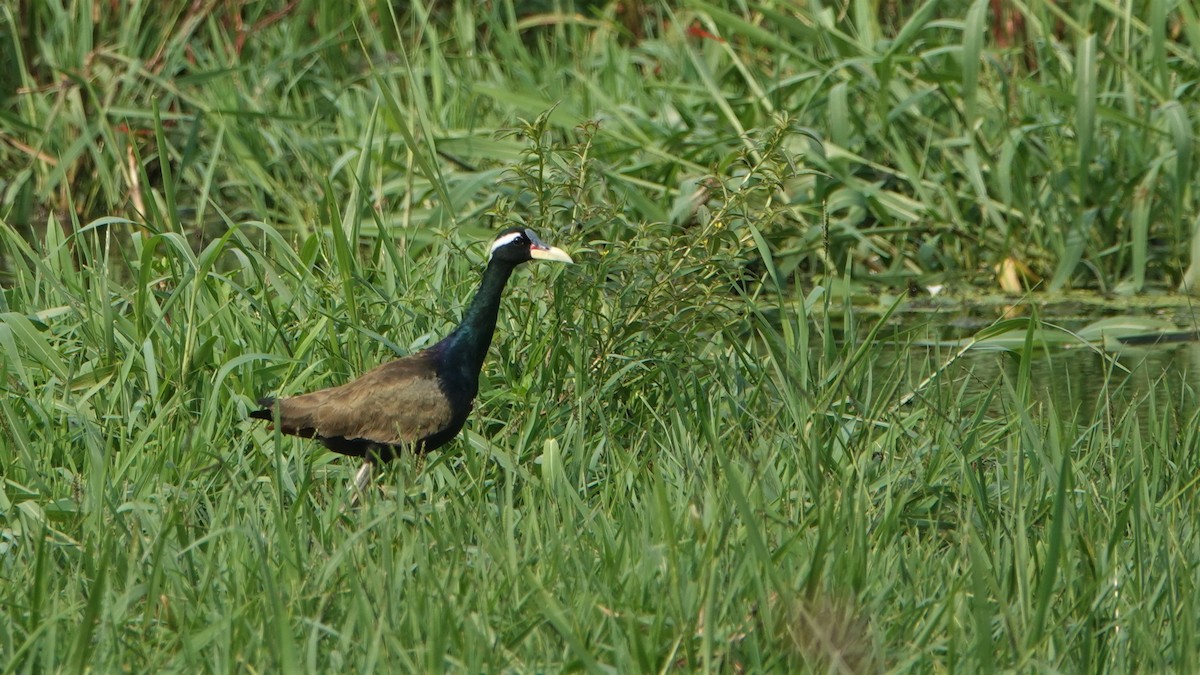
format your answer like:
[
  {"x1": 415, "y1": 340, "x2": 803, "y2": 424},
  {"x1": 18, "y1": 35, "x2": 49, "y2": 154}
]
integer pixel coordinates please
[{"x1": 271, "y1": 353, "x2": 454, "y2": 446}]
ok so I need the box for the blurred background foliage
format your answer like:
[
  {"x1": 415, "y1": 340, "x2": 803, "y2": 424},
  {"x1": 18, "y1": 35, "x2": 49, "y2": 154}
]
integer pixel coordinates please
[{"x1": 2, "y1": 0, "x2": 1198, "y2": 294}]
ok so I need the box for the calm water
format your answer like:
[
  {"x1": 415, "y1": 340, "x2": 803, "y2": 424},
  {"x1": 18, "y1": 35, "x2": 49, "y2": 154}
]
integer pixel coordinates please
[{"x1": 878, "y1": 322, "x2": 1200, "y2": 427}]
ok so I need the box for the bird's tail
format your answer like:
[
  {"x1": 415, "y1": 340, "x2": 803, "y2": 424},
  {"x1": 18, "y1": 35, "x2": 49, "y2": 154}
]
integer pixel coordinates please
[{"x1": 248, "y1": 397, "x2": 277, "y2": 421}]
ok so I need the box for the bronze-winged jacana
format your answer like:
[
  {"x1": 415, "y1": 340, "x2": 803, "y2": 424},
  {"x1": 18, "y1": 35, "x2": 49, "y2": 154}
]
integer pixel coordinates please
[{"x1": 249, "y1": 227, "x2": 573, "y2": 494}]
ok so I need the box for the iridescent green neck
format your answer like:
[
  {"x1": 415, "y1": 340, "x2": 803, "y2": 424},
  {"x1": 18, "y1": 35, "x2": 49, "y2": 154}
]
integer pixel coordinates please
[{"x1": 438, "y1": 259, "x2": 515, "y2": 379}]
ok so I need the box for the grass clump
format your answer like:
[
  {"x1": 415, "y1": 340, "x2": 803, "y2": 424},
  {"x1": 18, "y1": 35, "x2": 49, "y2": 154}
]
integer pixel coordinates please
[{"x1": 4, "y1": 0, "x2": 1200, "y2": 671}]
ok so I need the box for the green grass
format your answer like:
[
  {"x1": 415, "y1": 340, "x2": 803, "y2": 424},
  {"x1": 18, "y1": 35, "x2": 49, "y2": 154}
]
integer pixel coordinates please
[{"x1": 3, "y1": 0, "x2": 1200, "y2": 671}]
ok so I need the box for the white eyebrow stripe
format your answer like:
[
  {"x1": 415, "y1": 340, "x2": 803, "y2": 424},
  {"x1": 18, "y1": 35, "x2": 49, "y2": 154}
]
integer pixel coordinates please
[{"x1": 490, "y1": 231, "x2": 524, "y2": 254}]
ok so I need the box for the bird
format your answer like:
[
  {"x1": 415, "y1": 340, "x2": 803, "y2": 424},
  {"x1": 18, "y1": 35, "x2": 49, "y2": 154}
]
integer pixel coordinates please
[{"x1": 249, "y1": 227, "x2": 573, "y2": 496}]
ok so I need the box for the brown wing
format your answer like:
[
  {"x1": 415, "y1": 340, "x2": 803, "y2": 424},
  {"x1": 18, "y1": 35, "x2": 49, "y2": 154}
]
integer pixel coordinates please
[{"x1": 270, "y1": 353, "x2": 453, "y2": 446}]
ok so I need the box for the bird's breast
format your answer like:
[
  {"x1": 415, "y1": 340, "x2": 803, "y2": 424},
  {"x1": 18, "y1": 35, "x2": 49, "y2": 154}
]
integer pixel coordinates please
[{"x1": 435, "y1": 370, "x2": 478, "y2": 415}]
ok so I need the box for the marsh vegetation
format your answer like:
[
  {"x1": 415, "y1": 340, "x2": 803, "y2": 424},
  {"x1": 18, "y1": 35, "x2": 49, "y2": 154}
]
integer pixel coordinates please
[{"x1": 3, "y1": 1, "x2": 1200, "y2": 671}]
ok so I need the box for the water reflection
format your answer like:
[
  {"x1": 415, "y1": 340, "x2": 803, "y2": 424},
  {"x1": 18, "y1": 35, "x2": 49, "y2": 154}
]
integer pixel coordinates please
[{"x1": 895, "y1": 336, "x2": 1200, "y2": 425}]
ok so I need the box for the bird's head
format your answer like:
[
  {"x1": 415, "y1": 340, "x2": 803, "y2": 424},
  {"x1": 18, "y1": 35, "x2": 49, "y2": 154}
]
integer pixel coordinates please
[{"x1": 489, "y1": 227, "x2": 574, "y2": 266}]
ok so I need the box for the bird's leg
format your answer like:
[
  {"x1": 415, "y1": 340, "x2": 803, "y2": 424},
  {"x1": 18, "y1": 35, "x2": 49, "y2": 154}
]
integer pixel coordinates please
[{"x1": 347, "y1": 460, "x2": 374, "y2": 505}]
